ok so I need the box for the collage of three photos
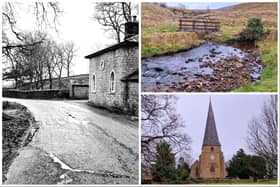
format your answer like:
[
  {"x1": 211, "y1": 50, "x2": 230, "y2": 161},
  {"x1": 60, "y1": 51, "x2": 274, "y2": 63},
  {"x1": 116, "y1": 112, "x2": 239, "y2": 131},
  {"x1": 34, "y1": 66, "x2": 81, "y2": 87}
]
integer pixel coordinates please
[{"x1": 1, "y1": 1, "x2": 278, "y2": 185}]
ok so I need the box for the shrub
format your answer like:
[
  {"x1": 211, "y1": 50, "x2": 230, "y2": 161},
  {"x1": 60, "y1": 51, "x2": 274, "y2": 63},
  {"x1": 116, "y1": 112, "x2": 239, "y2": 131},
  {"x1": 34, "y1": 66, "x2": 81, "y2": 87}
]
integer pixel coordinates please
[{"x1": 240, "y1": 18, "x2": 264, "y2": 41}]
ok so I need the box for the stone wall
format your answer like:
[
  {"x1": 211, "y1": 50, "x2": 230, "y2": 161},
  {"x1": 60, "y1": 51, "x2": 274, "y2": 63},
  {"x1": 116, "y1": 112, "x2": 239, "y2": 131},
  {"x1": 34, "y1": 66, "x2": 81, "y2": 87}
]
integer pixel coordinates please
[
  {"x1": 3, "y1": 89, "x2": 69, "y2": 99},
  {"x1": 88, "y1": 45, "x2": 138, "y2": 115},
  {"x1": 127, "y1": 82, "x2": 138, "y2": 115}
]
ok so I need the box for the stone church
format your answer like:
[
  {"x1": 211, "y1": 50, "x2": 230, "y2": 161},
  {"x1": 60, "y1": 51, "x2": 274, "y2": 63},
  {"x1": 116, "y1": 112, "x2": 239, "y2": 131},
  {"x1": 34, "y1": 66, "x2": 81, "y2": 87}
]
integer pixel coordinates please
[
  {"x1": 85, "y1": 17, "x2": 138, "y2": 115},
  {"x1": 190, "y1": 99, "x2": 227, "y2": 179}
]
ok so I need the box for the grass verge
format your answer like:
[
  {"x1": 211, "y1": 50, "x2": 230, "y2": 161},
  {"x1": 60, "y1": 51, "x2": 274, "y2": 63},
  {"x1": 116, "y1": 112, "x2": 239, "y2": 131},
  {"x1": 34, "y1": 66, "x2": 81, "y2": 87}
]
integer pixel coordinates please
[
  {"x1": 2, "y1": 101, "x2": 38, "y2": 182},
  {"x1": 142, "y1": 31, "x2": 202, "y2": 58},
  {"x1": 234, "y1": 39, "x2": 277, "y2": 92}
]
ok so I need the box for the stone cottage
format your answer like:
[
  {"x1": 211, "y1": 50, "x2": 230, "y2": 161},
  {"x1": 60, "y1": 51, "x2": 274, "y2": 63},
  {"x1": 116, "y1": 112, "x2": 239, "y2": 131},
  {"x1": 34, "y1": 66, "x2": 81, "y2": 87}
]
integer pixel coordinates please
[{"x1": 85, "y1": 18, "x2": 138, "y2": 115}]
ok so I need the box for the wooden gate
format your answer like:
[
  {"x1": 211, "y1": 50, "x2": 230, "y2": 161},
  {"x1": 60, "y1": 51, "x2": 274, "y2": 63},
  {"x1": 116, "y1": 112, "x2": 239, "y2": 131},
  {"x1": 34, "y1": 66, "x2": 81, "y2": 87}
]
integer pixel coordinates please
[{"x1": 179, "y1": 17, "x2": 220, "y2": 32}]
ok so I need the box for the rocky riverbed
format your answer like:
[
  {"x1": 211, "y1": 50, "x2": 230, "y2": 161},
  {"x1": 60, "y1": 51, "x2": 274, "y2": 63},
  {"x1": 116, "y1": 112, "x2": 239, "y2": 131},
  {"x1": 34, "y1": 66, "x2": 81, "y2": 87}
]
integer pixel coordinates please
[{"x1": 142, "y1": 41, "x2": 263, "y2": 92}]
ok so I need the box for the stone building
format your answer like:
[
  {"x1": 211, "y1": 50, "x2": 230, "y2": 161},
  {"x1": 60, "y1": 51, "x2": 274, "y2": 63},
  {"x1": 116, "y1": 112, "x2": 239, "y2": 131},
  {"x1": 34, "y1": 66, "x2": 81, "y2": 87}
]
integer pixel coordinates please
[
  {"x1": 85, "y1": 18, "x2": 138, "y2": 115},
  {"x1": 190, "y1": 99, "x2": 227, "y2": 179},
  {"x1": 69, "y1": 74, "x2": 89, "y2": 99}
]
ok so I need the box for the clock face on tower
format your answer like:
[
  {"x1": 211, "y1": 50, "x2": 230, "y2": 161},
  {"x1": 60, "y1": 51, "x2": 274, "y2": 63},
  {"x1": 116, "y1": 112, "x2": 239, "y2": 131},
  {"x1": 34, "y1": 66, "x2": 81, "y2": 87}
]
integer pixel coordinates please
[{"x1": 210, "y1": 154, "x2": 215, "y2": 160}]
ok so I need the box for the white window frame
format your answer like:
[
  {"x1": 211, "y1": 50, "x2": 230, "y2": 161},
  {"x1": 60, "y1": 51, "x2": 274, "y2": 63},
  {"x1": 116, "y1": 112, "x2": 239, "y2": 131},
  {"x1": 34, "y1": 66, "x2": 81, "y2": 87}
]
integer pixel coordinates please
[
  {"x1": 92, "y1": 74, "x2": 96, "y2": 93},
  {"x1": 109, "y1": 70, "x2": 115, "y2": 93}
]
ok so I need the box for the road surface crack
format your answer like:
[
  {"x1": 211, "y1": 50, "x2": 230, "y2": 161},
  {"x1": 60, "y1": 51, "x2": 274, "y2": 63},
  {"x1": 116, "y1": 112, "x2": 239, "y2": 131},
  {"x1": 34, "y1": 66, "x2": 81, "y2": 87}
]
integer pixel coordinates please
[{"x1": 66, "y1": 112, "x2": 76, "y2": 119}]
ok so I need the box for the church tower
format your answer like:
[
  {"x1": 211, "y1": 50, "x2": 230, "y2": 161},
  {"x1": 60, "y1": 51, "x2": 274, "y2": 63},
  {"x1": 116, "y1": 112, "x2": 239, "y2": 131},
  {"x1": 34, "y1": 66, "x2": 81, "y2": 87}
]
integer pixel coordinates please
[{"x1": 190, "y1": 99, "x2": 227, "y2": 179}]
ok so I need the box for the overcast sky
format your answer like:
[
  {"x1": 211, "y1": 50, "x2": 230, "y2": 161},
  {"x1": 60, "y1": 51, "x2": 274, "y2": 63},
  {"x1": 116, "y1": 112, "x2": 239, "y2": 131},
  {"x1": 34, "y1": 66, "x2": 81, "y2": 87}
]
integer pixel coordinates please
[
  {"x1": 15, "y1": 2, "x2": 128, "y2": 75},
  {"x1": 166, "y1": 2, "x2": 240, "y2": 10},
  {"x1": 176, "y1": 94, "x2": 274, "y2": 162}
]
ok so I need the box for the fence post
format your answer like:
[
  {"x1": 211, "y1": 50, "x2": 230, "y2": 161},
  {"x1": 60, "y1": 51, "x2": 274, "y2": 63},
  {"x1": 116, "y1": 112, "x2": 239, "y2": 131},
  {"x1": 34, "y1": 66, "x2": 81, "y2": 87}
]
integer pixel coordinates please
[
  {"x1": 192, "y1": 18, "x2": 195, "y2": 31},
  {"x1": 179, "y1": 17, "x2": 182, "y2": 31}
]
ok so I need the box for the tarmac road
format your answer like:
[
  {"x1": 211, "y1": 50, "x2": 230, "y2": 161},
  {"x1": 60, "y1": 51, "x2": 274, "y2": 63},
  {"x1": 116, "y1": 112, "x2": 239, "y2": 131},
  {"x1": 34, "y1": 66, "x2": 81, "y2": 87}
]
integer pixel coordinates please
[{"x1": 4, "y1": 99, "x2": 138, "y2": 184}]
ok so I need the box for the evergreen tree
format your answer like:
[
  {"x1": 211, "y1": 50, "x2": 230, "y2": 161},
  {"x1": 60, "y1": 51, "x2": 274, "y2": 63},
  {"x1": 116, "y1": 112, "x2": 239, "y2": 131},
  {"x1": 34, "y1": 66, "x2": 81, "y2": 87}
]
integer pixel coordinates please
[
  {"x1": 248, "y1": 155, "x2": 266, "y2": 180},
  {"x1": 152, "y1": 142, "x2": 177, "y2": 182},
  {"x1": 176, "y1": 157, "x2": 190, "y2": 181},
  {"x1": 227, "y1": 149, "x2": 266, "y2": 179}
]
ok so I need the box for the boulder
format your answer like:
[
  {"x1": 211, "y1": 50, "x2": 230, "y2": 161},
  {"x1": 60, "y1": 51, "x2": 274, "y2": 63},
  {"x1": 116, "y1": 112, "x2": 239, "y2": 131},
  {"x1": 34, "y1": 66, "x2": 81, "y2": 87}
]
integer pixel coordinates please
[
  {"x1": 154, "y1": 67, "x2": 164, "y2": 72},
  {"x1": 235, "y1": 62, "x2": 244, "y2": 69},
  {"x1": 185, "y1": 58, "x2": 194, "y2": 63}
]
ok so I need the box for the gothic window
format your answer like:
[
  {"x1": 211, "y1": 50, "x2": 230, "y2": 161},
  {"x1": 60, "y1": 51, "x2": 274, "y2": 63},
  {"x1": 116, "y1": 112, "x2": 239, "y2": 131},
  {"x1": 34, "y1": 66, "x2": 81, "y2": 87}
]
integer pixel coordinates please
[
  {"x1": 92, "y1": 74, "x2": 96, "y2": 92},
  {"x1": 211, "y1": 147, "x2": 214, "y2": 152},
  {"x1": 109, "y1": 71, "x2": 115, "y2": 93},
  {"x1": 210, "y1": 164, "x2": 215, "y2": 172}
]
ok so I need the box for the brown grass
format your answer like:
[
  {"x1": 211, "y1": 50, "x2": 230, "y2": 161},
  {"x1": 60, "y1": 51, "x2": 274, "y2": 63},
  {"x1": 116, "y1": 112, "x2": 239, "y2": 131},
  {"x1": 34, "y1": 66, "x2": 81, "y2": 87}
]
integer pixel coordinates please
[
  {"x1": 141, "y1": 2, "x2": 278, "y2": 58},
  {"x1": 208, "y1": 3, "x2": 277, "y2": 33},
  {"x1": 141, "y1": 3, "x2": 177, "y2": 28}
]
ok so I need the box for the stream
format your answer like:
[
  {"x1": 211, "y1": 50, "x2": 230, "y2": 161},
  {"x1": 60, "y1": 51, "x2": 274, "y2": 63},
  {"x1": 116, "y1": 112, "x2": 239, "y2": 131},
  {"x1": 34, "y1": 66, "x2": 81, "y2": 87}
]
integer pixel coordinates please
[{"x1": 142, "y1": 41, "x2": 263, "y2": 92}]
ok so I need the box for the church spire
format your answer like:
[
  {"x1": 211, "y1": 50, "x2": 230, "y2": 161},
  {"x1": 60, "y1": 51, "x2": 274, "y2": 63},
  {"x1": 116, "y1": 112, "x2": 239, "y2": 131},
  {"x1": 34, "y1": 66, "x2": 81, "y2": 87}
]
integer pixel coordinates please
[{"x1": 202, "y1": 98, "x2": 221, "y2": 146}]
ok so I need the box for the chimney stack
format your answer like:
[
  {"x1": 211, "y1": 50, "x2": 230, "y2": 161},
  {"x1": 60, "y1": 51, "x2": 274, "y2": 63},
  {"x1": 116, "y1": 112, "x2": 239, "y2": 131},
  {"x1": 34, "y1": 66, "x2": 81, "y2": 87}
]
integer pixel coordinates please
[{"x1": 124, "y1": 16, "x2": 138, "y2": 40}]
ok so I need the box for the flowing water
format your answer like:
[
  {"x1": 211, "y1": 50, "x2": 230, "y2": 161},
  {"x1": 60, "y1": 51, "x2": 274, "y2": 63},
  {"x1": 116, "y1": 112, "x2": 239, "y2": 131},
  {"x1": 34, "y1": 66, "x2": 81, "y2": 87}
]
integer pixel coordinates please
[{"x1": 142, "y1": 41, "x2": 262, "y2": 92}]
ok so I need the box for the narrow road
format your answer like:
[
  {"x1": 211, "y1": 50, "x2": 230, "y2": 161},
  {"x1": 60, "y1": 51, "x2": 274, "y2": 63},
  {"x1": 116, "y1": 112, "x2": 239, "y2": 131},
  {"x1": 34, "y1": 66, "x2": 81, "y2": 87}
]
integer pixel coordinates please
[{"x1": 4, "y1": 99, "x2": 138, "y2": 184}]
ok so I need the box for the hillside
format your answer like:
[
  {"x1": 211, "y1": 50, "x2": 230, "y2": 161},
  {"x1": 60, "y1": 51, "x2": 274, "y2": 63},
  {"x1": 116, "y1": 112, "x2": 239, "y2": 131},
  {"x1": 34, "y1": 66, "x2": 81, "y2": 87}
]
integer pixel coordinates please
[
  {"x1": 207, "y1": 3, "x2": 277, "y2": 37},
  {"x1": 142, "y1": 3, "x2": 277, "y2": 34},
  {"x1": 141, "y1": 3, "x2": 177, "y2": 28}
]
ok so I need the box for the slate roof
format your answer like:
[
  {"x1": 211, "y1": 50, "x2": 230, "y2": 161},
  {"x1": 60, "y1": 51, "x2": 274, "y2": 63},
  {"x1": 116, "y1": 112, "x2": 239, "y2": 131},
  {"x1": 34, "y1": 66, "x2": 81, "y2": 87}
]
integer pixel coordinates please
[
  {"x1": 85, "y1": 35, "x2": 138, "y2": 59},
  {"x1": 202, "y1": 99, "x2": 221, "y2": 146}
]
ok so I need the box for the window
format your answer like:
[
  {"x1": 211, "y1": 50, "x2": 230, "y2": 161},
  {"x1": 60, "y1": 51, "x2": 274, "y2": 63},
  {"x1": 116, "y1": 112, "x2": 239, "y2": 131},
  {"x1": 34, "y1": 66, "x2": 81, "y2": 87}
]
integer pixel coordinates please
[
  {"x1": 92, "y1": 74, "x2": 96, "y2": 92},
  {"x1": 100, "y1": 60, "x2": 105, "y2": 70},
  {"x1": 210, "y1": 164, "x2": 215, "y2": 172},
  {"x1": 109, "y1": 71, "x2": 115, "y2": 93},
  {"x1": 211, "y1": 147, "x2": 214, "y2": 152}
]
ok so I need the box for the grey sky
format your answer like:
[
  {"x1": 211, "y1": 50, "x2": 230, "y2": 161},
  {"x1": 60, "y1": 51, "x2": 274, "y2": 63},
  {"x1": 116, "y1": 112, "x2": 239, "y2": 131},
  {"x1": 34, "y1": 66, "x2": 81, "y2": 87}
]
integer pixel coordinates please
[
  {"x1": 166, "y1": 2, "x2": 240, "y2": 10},
  {"x1": 176, "y1": 94, "x2": 274, "y2": 162}
]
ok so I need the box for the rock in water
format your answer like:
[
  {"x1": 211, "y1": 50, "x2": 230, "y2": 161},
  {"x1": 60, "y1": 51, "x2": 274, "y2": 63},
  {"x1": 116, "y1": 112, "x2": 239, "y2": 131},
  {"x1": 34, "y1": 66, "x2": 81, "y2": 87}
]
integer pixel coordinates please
[
  {"x1": 235, "y1": 62, "x2": 244, "y2": 69},
  {"x1": 154, "y1": 67, "x2": 164, "y2": 72}
]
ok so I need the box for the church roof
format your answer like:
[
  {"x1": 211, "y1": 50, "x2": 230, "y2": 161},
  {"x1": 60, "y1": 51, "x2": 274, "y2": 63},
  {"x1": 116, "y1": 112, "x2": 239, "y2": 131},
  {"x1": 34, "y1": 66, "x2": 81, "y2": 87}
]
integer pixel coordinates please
[{"x1": 202, "y1": 99, "x2": 221, "y2": 146}]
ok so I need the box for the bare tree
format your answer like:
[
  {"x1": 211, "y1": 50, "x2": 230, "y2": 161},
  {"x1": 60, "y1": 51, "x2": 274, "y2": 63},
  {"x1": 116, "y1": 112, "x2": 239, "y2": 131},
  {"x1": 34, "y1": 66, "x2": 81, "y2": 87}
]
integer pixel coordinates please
[
  {"x1": 141, "y1": 95, "x2": 191, "y2": 165},
  {"x1": 3, "y1": 31, "x2": 47, "y2": 88},
  {"x1": 93, "y1": 2, "x2": 134, "y2": 42},
  {"x1": 62, "y1": 42, "x2": 77, "y2": 78},
  {"x1": 2, "y1": 2, "x2": 62, "y2": 49},
  {"x1": 2, "y1": 2, "x2": 62, "y2": 77},
  {"x1": 247, "y1": 96, "x2": 278, "y2": 178},
  {"x1": 44, "y1": 40, "x2": 58, "y2": 89},
  {"x1": 3, "y1": 30, "x2": 75, "y2": 90}
]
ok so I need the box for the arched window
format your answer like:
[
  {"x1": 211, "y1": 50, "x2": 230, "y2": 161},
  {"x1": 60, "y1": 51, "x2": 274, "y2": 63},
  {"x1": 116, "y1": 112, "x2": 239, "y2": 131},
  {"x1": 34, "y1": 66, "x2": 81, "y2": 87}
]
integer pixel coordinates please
[
  {"x1": 210, "y1": 164, "x2": 215, "y2": 172},
  {"x1": 92, "y1": 74, "x2": 96, "y2": 92},
  {"x1": 211, "y1": 147, "x2": 214, "y2": 152},
  {"x1": 109, "y1": 71, "x2": 115, "y2": 93}
]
